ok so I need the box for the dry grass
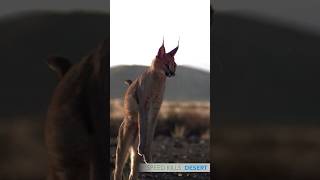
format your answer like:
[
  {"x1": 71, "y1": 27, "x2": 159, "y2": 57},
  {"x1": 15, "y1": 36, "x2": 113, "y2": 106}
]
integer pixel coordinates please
[
  {"x1": 110, "y1": 99, "x2": 210, "y2": 139},
  {"x1": 0, "y1": 116, "x2": 47, "y2": 180},
  {"x1": 0, "y1": 100, "x2": 210, "y2": 180},
  {"x1": 110, "y1": 99, "x2": 210, "y2": 179},
  {"x1": 213, "y1": 127, "x2": 320, "y2": 180}
]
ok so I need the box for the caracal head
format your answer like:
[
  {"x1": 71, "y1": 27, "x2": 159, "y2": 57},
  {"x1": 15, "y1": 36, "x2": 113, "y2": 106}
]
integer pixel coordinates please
[{"x1": 154, "y1": 39, "x2": 179, "y2": 78}]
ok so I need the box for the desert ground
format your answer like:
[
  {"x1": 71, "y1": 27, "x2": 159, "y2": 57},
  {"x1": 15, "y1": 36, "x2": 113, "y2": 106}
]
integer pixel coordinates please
[
  {"x1": 110, "y1": 99, "x2": 211, "y2": 180},
  {"x1": 213, "y1": 127, "x2": 320, "y2": 180},
  {"x1": 2, "y1": 100, "x2": 320, "y2": 180},
  {"x1": 0, "y1": 115, "x2": 47, "y2": 180}
]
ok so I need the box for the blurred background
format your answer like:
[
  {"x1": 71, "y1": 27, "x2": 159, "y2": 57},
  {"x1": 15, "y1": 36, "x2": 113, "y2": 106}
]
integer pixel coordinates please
[
  {"x1": 110, "y1": 0, "x2": 210, "y2": 179},
  {"x1": 6, "y1": 0, "x2": 320, "y2": 179},
  {"x1": 213, "y1": 0, "x2": 320, "y2": 179},
  {"x1": 0, "y1": 0, "x2": 107, "y2": 179}
]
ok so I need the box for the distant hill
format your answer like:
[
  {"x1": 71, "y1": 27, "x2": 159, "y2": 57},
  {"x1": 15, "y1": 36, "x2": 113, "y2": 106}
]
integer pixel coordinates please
[
  {"x1": 0, "y1": 11, "x2": 108, "y2": 116},
  {"x1": 110, "y1": 65, "x2": 210, "y2": 101},
  {"x1": 213, "y1": 12, "x2": 320, "y2": 124},
  {"x1": 3, "y1": 9, "x2": 320, "y2": 125}
]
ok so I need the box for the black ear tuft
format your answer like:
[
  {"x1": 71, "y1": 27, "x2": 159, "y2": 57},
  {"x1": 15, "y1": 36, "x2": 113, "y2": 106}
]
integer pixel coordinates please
[
  {"x1": 168, "y1": 46, "x2": 179, "y2": 57},
  {"x1": 157, "y1": 43, "x2": 166, "y2": 58},
  {"x1": 168, "y1": 39, "x2": 179, "y2": 57},
  {"x1": 47, "y1": 56, "x2": 72, "y2": 80}
]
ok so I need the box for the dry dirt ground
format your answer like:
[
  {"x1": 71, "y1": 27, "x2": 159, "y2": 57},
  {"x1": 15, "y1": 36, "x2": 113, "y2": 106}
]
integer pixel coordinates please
[
  {"x1": 110, "y1": 135, "x2": 210, "y2": 180},
  {"x1": 0, "y1": 100, "x2": 210, "y2": 180},
  {"x1": 4, "y1": 115, "x2": 320, "y2": 180},
  {"x1": 110, "y1": 99, "x2": 211, "y2": 179},
  {"x1": 213, "y1": 127, "x2": 320, "y2": 180}
]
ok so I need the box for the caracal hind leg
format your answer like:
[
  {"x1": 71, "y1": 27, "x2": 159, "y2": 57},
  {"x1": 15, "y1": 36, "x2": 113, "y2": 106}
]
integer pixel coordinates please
[
  {"x1": 114, "y1": 121, "x2": 130, "y2": 180},
  {"x1": 129, "y1": 136, "x2": 141, "y2": 180},
  {"x1": 114, "y1": 119, "x2": 138, "y2": 180}
]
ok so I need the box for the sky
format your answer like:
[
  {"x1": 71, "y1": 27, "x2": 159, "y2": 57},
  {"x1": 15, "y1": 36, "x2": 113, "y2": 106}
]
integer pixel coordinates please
[
  {"x1": 0, "y1": 0, "x2": 320, "y2": 31},
  {"x1": 110, "y1": 0, "x2": 210, "y2": 72},
  {"x1": 1, "y1": 0, "x2": 320, "y2": 71}
]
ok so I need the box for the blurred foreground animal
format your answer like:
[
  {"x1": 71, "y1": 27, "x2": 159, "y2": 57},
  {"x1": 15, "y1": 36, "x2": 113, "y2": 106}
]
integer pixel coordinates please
[
  {"x1": 45, "y1": 40, "x2": 108, "y2": 180},
  {"x1": 114, "y1": 40, "x2": 179, "y2": 180}
]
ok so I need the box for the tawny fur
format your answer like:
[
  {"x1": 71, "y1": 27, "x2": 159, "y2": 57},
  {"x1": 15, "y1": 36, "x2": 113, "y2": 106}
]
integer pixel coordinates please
[
  {"x1": 114, "y1": 41, "x2": 178, "y2": 180},
  {"x1": 45, "y1": 40, "x2": 108, "y2": 180}
]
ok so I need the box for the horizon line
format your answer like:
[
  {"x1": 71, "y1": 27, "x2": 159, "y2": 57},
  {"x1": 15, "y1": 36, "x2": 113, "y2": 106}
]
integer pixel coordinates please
[{"x1": 110, "y1": 64, "x2": 210, "y2": 72}]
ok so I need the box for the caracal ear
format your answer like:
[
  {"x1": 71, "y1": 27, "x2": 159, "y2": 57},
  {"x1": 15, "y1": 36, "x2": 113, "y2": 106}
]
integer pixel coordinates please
[
  {"x1": 157, "y1": 40, "x2": 166, "y2": 58},
  {"x1": 47, "y1": 56, "x2": 72, "y2": 79},
  {"x1": 168, "y1": 40, "x2": 179, "y2": 57},
  {"x1": 124, "y1": 79, "x2": 132, "y2": 86}
]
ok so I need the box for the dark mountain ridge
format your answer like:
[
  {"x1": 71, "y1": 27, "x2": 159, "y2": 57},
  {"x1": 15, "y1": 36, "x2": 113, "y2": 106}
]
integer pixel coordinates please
[
  {"x1": 0, "y1": 11, "x2": 108, "y2": 116},
  {"x1": 213, "y1": 12, "x2": 320, "y2": 125},
  {"x1": 110, "y1": 65, "x2": 210, "y2": 101},
  {"x1": 1, "y1": 10, "x2": 320, "y2": 125}
]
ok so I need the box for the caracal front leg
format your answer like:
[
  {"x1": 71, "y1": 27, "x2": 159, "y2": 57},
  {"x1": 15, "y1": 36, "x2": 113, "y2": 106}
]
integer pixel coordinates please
[
  {"x1": 137, "y1": 100, "x2": 150, "y2": 163},
  {"x1": 144, "y1": 105, "x2": 160, "y2": 162},
  {"x1": 136, "y1": 85, "x2": 151, "y2": 162}
]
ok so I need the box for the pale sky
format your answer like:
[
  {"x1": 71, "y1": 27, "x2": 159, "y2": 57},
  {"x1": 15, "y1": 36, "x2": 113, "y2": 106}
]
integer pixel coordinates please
[{"x1": 110, "y1": 0, "x2": 210, "y2": 72}]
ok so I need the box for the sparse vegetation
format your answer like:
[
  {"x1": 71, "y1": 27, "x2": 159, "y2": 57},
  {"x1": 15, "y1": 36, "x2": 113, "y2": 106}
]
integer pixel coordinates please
[
  {"x1": 213, "y1": 127, "x2": 320, "y2": 180},
  {"x1": 110, "y1": 99, "x2": 210, "y2": 180},
  {"x1": 0, "y1": 116, "x2": 47, "y2": 180},
  {"x1": 110, "y1": 99, "x2": 210, "y2": 139}
]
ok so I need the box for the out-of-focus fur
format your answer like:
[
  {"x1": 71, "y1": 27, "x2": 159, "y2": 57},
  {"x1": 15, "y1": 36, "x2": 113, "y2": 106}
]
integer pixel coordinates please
[{"x1": 45, "y1": 40, "x2": 108, "y2": 180}]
